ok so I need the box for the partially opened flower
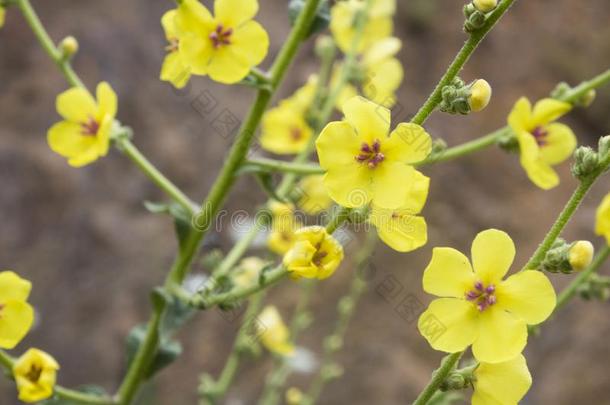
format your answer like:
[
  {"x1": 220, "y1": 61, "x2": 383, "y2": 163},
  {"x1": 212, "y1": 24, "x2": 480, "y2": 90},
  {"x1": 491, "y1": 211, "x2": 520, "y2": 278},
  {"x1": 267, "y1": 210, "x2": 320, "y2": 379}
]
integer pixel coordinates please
[
  {"x1": 368, "y1": 169, "x2": 429, "y2": 252},
  {"x1": 472, "y1": 354, "x2": 532, "y2": 405},
  {"x1": 175, "y1": 0, "x2": 269, "y2": 84},
  {"x1": 13, "y1": 348, "x2": 60, "y2": 403},
  {"x1": 47, "y1": 82, "x2": 117, "y2": 167},
  {"x1": 267, "y1": 202, "x2": 302, "y2": 255},
  {"x1": 596, "y1": 193, "x2": 610, "y2": 246},
  {"x1": 160, "y1": 9, "x2": 191, "y2": 88},
  {"x1": 508, "y1": 97, "x2": 576, "y2": 189},
  {"x1": 316, "y1": 96, "x2": 432, "y2": 209},
  {"x1": 257, "y1": 306, "x2": 294, "y2": 356},
  {"x1": 283, "y1": 226, "x2": 344, "y2": 280},
  {"x1": 330, "y1": 0, "x2": 395, "y2": 54},
  {"x1": 297, "y1": 175, "x2": 333, "y2": 215},
  {"x1": 0, "y1": 271, "x2": 34, "y2": 349},
  {"x1": 418, "y1": 229, "x2": 556, "y2": 363}
]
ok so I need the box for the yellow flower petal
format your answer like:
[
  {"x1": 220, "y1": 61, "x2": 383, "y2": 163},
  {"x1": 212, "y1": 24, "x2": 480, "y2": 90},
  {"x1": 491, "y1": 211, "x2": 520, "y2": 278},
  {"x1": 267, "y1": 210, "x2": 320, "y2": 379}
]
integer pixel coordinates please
[
  {"x1": 160, "y1": 51, "x2": 192, "y2": 89},
  {"x1": 179, "y1": 33, "x2": 214, "y2": 75},
  {"x1": 161, "y1": 10, "x2": 178, "y2": 40},
  {"x1": 472, "y1": 354, "x2": 532, "y2": 405},
  {"x1": 539, "y1": 122, "x2": 577, "y2": 165},
  {"x1": 323, "y1": 166, "x2": 372, "y2": 208},
  {"x1": 342, "y1": 96, "x2": 390, "y2": 142},
  {"x1": 257, "y1": 306, "x2": 294, "y2": 356},
  {"x1": 0, "y1": 301, "x2": 34, "y2": 349},
  {"x1": 403, "y1": 170, "x2": 430, "y2": 213},
  {"x1": 215, "y1": 0, "x2": 259, "y2": 28},
  {"x1": 371, "y1": 210, "x2": 427, "y2": 252},
  {"x1": 507, "y1": 97, "x2": 532, "y2": 133},
  {"x1": 422, "y1": 247, "x2": 475, "y2": 298},
  {"x1": 363, "y1": 57, "x2": 403, "y2": 107},
  {"x1": 95, "y1": 115, "x2": 113, "y2": 158},
  {"x1": 521, "y1": 156, "x2": 559, "y2": 190},
  {"x1": 532, "y1": 98, "x2": 571, "y2": 126},
  {"x1": 496, "y1": 270, "x2": 556, "y2": 325},
  {"x1": 207, "y1": 46, "x2": 252, "y2": 84},
  {"x1": 471, "y1": 229, "x2": 515, "y2": 285},
  {"x1": 56, "y1": 87, "x2": 96, "y2": 122},
  {"x1": 472, "y1": 307, "x2": 527, "y2": 363},
  {"x1": 0, "y1": 6, "x2": 5, "y2": 28},
  {"x1": 384, "y1": 123, "x2": 432, "y2": 164},
  {"x1": 282, "y1": 226, "x2": 344, "y2": 279},
  {"x1": 316, "y1": 121, "x2": 362, "y2": 170},
  {"x1": 96, "y1": 82, "x2": 117, "y2": 119},
  {"x1": 47, "y1": 121, "x2": 97, "y2": 158},
  {"x1": 0, "y1": 271, "x2": 32, "y2": 302},
  {"x1": 297, "y1": 175, "x2": 333, "y2": 215},
  {"x1": 596, "y1": 193, "x2": 610, "y2": 245},
  {"x1": 362, "y1": 37, "x2": 401, "y2": 66},
  {"x1": 370, "y1": 162, "x2": 413, "y2": 209},
  {"x1": 261, "y1": 106, "x2": 312, "y2": 155},
  {"x1": 13, "y1": 348, "x2": 59, "y2": 403},
  {"x1": 230, "y1": 20, "x2": 269, "y2": 66},
  {"x1": 417, "y1": 298, "x2": 479, "y2": 353},
  {"x1": 176, "y1": 0, "x2": 214, "y2": 35}
]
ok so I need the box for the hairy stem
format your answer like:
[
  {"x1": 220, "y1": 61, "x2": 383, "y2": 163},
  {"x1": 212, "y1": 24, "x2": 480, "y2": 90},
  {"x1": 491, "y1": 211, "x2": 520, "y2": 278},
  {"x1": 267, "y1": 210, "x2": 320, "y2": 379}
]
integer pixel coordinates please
[{"x1": 411, "y1": 352, "x2": 463, "y2": 405}]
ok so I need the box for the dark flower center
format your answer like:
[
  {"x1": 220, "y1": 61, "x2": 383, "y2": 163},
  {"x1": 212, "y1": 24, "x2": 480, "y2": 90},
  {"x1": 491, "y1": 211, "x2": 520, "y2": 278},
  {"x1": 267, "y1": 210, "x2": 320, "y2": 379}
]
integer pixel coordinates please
[
  {"x1": 26, "y1": 364, "x2": 43, "y2": 383},
  {"x1": 165, "y1": 37, "x2": 179, "y2": 53},
  {"x1": 466, "y1": 281, "x2": 497, "y2": 312},
  {"x1": 531, "y1": 126, "x2": 548, "y2": 147},
  {"x1": 209, "y1": 24, "x2": 233, "y2": 48},
  {"x1": 80, "y1": 117, "x2": 100, "y2": 137},
  {"x1": 290, "y1": 127, "x2": 303, "y2": 142},
  {"x1": 355, "y1": 139, "x2": 385, "y2": 169}
]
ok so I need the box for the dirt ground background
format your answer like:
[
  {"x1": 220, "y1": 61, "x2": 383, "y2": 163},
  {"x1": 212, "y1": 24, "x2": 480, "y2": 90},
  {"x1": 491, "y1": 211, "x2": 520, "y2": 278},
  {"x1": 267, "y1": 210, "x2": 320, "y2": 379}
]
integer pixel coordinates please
[{"x1": 1, "y1": 0, "x2": 610, "y2": 404}]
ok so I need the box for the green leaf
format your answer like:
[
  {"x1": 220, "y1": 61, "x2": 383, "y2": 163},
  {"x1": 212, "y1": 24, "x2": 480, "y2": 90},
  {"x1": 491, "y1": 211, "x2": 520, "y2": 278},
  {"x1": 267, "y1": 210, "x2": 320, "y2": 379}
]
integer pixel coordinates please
[
  {"x1": 126, "y1": 324, "x2": 183, "y2": 380},
  {"x1": 288, "y1": 0, "x2": 331, "y2": 38}
]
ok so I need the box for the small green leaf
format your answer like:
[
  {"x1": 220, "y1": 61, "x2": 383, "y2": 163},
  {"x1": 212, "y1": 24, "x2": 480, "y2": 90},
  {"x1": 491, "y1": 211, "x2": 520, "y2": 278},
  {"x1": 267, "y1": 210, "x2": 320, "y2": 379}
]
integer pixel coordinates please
[{"x1": 288, "y1": 0, "x2": 331, "y2": 38}]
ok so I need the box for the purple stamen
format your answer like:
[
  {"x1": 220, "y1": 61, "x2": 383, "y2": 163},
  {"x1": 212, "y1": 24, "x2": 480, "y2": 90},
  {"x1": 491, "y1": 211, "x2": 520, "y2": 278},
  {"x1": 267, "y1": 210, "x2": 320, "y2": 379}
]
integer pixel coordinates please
[
  {"x1": 531, "y1": 126, "x2": 548, "y2": 146},
  {"x1": 209, "y1": 24, "x2": 233, "y2": 48},
  {"x1": 80, "y1": 116, "x2": 100, "y2": 136},
  {"x1": 466, "y1": 281, "x2": 497, "y2": 312},
  {"x1": 355, "y1": 139, "x2": 385, "y2": 168}
]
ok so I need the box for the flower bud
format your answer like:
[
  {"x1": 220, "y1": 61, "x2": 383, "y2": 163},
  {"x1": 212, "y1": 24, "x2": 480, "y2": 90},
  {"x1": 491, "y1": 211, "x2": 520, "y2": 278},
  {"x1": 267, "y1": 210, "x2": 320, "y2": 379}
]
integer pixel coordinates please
[
  {"x1": 464, "y1": 10, "x2": 486, "y2": 32},
  {"x1": 286, "y1": 387, "x2": 304, "y2": 405},
  {"x1": 315, "y1": 35, "x2": 336, "y2": 60},
  {"x1": 473, "y1": 0, "x2": 498, "y2": 13},
  {"x1": 571, "y1": 146, "x2": 599, "y2": 180},
  {"x1": 59, "y1": 36, "x2": 79, "y2": 59},
  {"x1": 598, "y1": 135, "x2": 610, "y2": 159},
  {"x1": 568, "y1": 241, "x2": 594, "y2": 272},
  {"x1": 468, "y1": 79, "x2": 492, "y2": 112},
  {"x1": 579, "y1": 89, "x2": 596, "y2": 108}
]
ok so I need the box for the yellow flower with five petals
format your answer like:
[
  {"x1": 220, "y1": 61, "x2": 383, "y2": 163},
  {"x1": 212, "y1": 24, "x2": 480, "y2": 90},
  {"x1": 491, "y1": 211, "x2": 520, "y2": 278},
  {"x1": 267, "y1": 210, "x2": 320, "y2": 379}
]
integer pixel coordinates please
[
  {"x1": 596, "y1": 192, "x2": 610, "y2": 245},
  {"x1": 13, "y1": 348, "x2": 60, "y2": 403},
  {"x1": 257, "y1": 306, "x2": 294, "y2": 356},
  {"x1": 316, "y1": 96, "x2": 432, "y2": 209},
  {"x1": 160, "y1": 10, "x2": 192, "y2": 88},
  {"x1": 472, "y1": 354, "x2": 532, "y2": 405},
  {"x1": 0, "y1": 271, "x2": 34, "y2": 349},
  {"x1": 417, "y1": 229, "x2": 556, "y2": 363},
  {"x1": 47, "y1": 82, "x2": 117, "y2": 167},
  {"x1": 175, "y1": 0, "x2": 269, "y2": 84},
  {"x1": 283, "y1": 226, "x2": 343, "y2": 280},
  {"x1": 508, "y1": 97, "x2": 576, "y2": 190}
]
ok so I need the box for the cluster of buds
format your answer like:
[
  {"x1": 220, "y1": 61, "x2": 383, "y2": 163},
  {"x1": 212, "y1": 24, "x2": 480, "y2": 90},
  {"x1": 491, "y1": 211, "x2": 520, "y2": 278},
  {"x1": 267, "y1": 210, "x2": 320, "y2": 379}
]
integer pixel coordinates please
[
  {"x1": 541, "y1": 239, "x2": 595, "y2": 274},
  {"x1": 572, "y1": 135, "x2": 610, "y2": 180},
  {"x1": 463, "y1": 0, "x2": 498, "y2": 32},
  {"x1": 439, "y1": 77, "x2": 492, "y2": 115},
  {"x1": 551, "y1": 82, "x2": 597, "y2": 108},
  {"x1": 578, "y1": 273, "x2": 610, "y2": 301}
]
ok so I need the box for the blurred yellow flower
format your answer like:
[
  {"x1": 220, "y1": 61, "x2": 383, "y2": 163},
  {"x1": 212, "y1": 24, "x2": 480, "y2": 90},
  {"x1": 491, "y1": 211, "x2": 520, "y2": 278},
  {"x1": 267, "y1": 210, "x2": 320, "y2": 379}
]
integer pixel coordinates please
[
  {"x1": 13, "y1": 348, "x2": 60, "y2": 403},
  {"x1": 508, "y1": 97, "x2": 576, "y2": 189},
  {"x1": 369, "y1": 169, "x2": 428, "y2": 252},
  {"x1": 418, "y1": 229, "x2": 556, "y2": 363},
  {"x1": 0, "y1": 271, "x2": 34, "y2": 349},
  {"x1": 472, "y1": 355, "x2": 532, "y2": 405},
  {"x1": 283, "y1": 226, "x2": 343, "y2": 280},
  {"x1": 316, "y1": 96, "x2": 431, "y2": 209},
  {"x1": 297, "y1": 175, "x2": 333, "y2": 215},
  {"x1": 257, "y1": 306, "x2": 294, "y2": 356},
  {"x1": 160, "y1": 9, "x2": 191, "y2": 88},
  {"x1": 0, "y1": 6, "x2": 6, "y2": 28},
  {"x1": 330, "y1": 0, "x2": 395, "y2": 54},
  {"x1": 175, "y1": 0, "x2": 269, "y2": 84},
  {"x1": 47, "y1": 82, "x2": 117, "y2": 167},
  {"x1": 233, "y1": 257, "x2": 265, "y2": 288},
  {"x1": 267, "y1": 202, "x2": 302, "y2": 255},
  {"x1": 596, "y1": 193, "x2": 610, "y2": 245}
]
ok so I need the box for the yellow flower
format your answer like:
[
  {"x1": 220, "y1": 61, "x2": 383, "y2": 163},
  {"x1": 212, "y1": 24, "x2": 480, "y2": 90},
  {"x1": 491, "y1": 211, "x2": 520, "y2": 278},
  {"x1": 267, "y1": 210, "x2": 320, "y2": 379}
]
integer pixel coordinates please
[
  {"x1": 297, "y1": 175, "x2": 333, "y2": 214},
  {"x1": 508, "y1": 97, "x2": 576, "y2": 190},
  {"x1": 13, "y1": 348, "x2": 60, "y2": 403},
  {"x1": 0, "y1": 271, "x2": 34, "y2": 349},
  {"x1": 47, "y1": 82, "x2": 117, "y2": 167},
  {"x1": 316, "y1": 96, "x2": 432, "y2": 209},
  {"x1": 267, "y1": 202, "x2": 302, "y2": 255},
  {"x1": 175, "y1": 0, "x2": 269, "y2": 84},
  {"x1": 417, "y1": 229, "x2": 556, "y2": 363},
  {"x1": 0, "y1": 6, "x2": 6, "y2": 28},
  {"x1": 257, "y1": 306, "x2": 294, "y2": 356},
  {"x1": 283, "y1": 226, "x2": 344, "y2": 280},
  {"x1": 468, "y1": 79, "x2": 492, "y2": 112},
  {"x1": 568, "y1": 240, "x2": 594, "y2": 271},
  {"x1": 596, "y1": 193, "x2": 610, "y2": 245},
  {"x1": 330, "y1": 0, "x2": 395, "y2": 54},
  {"x1": 233, "y1": 257, "x2": 265, "y2": 288},
  {"x1": 160, "y1": 10, "x2": 192, "y2": 88},
  {"x1": 369, "y1": 169, "x2": 429, "y2": 252},
  {"x1": 472, "y1": 355, "x2": 532, "y2": 405},
  {"x1": 261, "y1": 102, "x2": 313, "y2": 155}
]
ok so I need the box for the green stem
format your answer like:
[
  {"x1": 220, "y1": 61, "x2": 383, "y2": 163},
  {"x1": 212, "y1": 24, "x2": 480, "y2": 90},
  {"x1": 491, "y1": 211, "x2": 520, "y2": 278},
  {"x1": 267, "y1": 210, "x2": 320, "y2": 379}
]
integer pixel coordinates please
[
  {"x1": 244, "y1": 158, "x2": 325, "y2": 175},
  {"x1": 325, "y1": 206, "x2": 351, "y2": 234},
  {"x1": 410, "y1": 0, "x2": 516, "y2": 125},
  {"x1": 559, "y1": 68, "x2": 610, "y2": 103},
  {"x1": 555, "y1": 245, "x2": 610, "y2": 312},
  {"x1": 411, "y1": 352, "x2": 463, "y2": 405}
]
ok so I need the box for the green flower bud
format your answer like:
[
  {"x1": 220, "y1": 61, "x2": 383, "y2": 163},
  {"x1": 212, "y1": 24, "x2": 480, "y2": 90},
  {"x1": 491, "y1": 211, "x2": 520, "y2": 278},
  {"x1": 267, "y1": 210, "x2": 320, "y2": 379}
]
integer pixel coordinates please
[
  {"x1": 324, "y1": 335, "x2": 343, "y2": 352},
  {"x1": 464, "y1": 10, "x2": 486, "y2": 33},
  {"x1": 59, "y1": 36, "x2": 79, "y2": 59},
  {"x1": 315, "y1": 35, "x2": 336, "y2": 60},
  {"x1": 571, "y1": 146, "x2": 599, "y2": 180},
  {"x1": 579, "y1": 89, "x2": 597, "y2": 108},
  {"x1": 550, "y1": 82, "x2": 571, "y2": 99},
  {"x1": 598, "y1": 135, "x2": 610, "y2": 159},
  {"x1": 473, "y1": 0, "x2": 498, "y2": 13},
  {"x1": 321, "y1": 362, "x2": 344, "y2": 381},
  {"x1": 568, "y1": 241, "x2": 594, "y2": 272}
]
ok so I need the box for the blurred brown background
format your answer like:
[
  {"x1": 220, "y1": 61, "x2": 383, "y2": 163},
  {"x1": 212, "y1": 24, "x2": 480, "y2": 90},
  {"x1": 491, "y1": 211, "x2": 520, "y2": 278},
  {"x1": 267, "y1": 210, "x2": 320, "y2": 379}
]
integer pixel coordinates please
[{"x1": 1, "y1": 0, "x2": 610, "y2": 404}]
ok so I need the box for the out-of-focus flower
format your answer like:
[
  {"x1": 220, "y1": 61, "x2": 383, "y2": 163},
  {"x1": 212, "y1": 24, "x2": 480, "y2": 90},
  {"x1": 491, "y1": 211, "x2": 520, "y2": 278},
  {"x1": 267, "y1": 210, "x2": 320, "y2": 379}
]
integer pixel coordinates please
[
  {"x1": 0, "y1": 271, "x2": 34, "y2": 349},
  {"x1": 0, "y1": 6, "x2": 6, "y2": 29},
  {"x1": 267, "y1": 202, "x2": 302, "y2": 255},
  {"x1": 233, "y1": 257, "x2": 265, "y2": 288},
  {"x1": 472, "y1": 354, "x2": 532, "y2": 405},
  {"x1": 13, "y1": 348, "x2": 60, "y2": 403},
  {"x1": 47, "y1": 82, "x2": 117, "y2": 167},
  {"x1": 174, "y1": 0, "x2": 269, "y2": 84},
  {"x1": 297, "y1": 175, "x2": 333, "y2": 215},
  {"x1": 596, "y1": 193, "x2": 610, "y2": 246},
  {"x1": 418, "y1": 229, "x2": 556, "y2": 363},
  {"x1": 257, "y1": 306, "x2": 294, "y2": 355},
  {"x1": 283, "y1": 226, "x2": 343, "y2": 280},
  {"x1": 508, "y1": 97, "x2": 576, "y2": 189},
  {"x1": 316, "y1": 96, "x2": 431, "y2": 209},
  {"x1": 160, "y1": 9, "x2": 192, "y2": 88}
]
